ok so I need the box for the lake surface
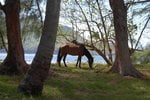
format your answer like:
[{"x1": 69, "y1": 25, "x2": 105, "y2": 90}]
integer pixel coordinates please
[{"x1": 0, "y1": 53, "x2": 106, "y2": 64}]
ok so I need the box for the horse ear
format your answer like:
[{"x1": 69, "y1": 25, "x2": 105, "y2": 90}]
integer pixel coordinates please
[{"x1": 85, "y1": 46, "x2": 94, "y2": 51}]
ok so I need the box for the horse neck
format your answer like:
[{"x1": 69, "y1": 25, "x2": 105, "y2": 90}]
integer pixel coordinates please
[{"x1": 84, "y1": 47, "x2": 93, "y2": 60}]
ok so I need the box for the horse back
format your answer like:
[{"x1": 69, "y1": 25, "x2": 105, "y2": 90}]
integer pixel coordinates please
[{"x1": 60, "y1": 43, "x2": 84, "y2": 56}]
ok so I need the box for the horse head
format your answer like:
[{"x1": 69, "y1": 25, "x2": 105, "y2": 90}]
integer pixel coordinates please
[{"x1": 88, "y1": 57, "x2": 93, "y2": 69}]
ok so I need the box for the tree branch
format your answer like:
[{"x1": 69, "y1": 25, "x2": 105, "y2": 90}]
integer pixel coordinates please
[
  {"x1": 0, "y1": 2, "x2": 6, "y2": 13},
  {"x1": 36, "y1": 0, "x2": 43, "y2": 27},
  {"x1": 126, "y1": 0, "x2": 150, "y2": 5},
  {"x1": 75, "y1": 0, "x2": 93, "y2": 45},
  {"x1": 134, "y1": 16, "x2": 150, "y2": 50},
  {"x1": 0, "y1": 2, "x2": 3, "y2": 10}
]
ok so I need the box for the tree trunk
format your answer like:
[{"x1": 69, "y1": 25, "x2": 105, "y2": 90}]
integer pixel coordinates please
[
  {"x1": 108, "y1": 45, "x2": 119, "y2": 73},
  {"x1": 0, "y1": 0, "x2": 28, "y2": 75},
  {"x1": 18, "y1": 0, "x2": 61, "y2": 96},
  {"x1": 109, "y1": 0, "x2": 143, "y2": 78}
]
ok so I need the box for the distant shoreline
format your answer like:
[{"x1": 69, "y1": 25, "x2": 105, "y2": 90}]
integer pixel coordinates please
[{"x1": 0, "y1": 53, "x2": 106, "y2": 64}]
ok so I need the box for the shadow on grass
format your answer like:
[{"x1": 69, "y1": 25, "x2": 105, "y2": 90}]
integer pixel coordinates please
[
  {"x1": 44, "y1": 64, "x2": 150, "y2": 100},
  {"x1": 0, "y1": 63, "x2": 149, "y2": 100}
]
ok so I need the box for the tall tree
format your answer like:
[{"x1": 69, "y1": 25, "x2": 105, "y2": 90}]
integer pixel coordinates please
[
  {"x1": 18, "y1": 0, "x2": 61, "y2": 96},
  {"x1": 109, "y1": 0, "x2": 143, "y2": 78},
  {"x1": 61, "y1": 0, "x2": 113, "y2": 65},
  {"x1": 0, "y1": 0, "x2": 28, "y2": 75}
]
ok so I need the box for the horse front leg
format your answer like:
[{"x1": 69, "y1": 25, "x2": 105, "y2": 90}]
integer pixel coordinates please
[
  {"x1": 78, "y1": 56, "x2": 82, "y2": 68},
  {"x1": 63, "y1": 54, "x2": 68, "y2": 67},
  {"x1": 76, "y1": 56, "x2": 79, "y2": 68}
]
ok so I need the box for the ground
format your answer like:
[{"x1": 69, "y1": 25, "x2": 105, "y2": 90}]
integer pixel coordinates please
[{"x1": 0, "y1": 63, "x2": 149, "y2": 100}]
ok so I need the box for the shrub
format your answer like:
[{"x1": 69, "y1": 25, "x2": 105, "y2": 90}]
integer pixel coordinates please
[{"x1": 131, "y1": 48, "x2": 150, "y2": 64}]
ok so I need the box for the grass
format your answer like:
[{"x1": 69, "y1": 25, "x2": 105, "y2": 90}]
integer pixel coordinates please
[{"x1": 0, "y1": 63, "x2": 149, "y2": 100}]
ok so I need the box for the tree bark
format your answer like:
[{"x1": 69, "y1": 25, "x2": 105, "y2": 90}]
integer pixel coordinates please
[
  {"x1": 108, "y1": 45, "x2": 119, "y2": 73},
  {"x1": 18, "y1": 0, "x2": 61, "y2": 96},
  {"x1": 0, "y1": 0, "x2": 28, "y2": 75},
  {"x1": 109, "y1": 0, "x2": 143, "y2": 78}
]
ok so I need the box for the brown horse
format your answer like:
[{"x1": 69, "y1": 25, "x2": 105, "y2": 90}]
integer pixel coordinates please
[{"x1": 57, "y1": 43, "x2": 93, "y2": 68}]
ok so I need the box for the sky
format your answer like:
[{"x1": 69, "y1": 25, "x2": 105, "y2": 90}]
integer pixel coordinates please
[{"x1": 0, "y1": 0, "x2": 4, "y2": 5}]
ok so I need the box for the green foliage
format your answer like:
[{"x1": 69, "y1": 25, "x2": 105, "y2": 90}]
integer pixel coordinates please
[
  {"x1": 20, "y1": 1, "x2": 44, "y2": 40},
  {"x1": 132, "y1": 48, "x2": 150, "y2": 64},
  {"x1": 21, "y1": 15, "x2": 42, "y2": 39},
  {"x1": 0, "y1": 16, "x2": 7, "y2": 49},
  {"x1": 0, "y1": 1, "x2": 43, "y2": 47},
  {"x1": 0, "y1": 64, "x2": 149, "y2": 100},
  {"x1": 92, "y1": 31, "x2": 99, "y2": 40},
  {"x1": 0, "y1": 17, "x2": 6, "y2": 33}
]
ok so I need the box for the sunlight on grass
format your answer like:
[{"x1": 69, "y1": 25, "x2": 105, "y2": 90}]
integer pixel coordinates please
[{"x1": 43, "y1": 86, "x2": 64, "y2": 99}]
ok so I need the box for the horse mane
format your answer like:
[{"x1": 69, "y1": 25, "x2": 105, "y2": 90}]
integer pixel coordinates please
[
  {"x1": 71, "y1": 40, "x2": 92, "y2": 59},
  {"x1": 83, "y1": 46, "x2": 93, "y2": 60},
  {"x1": 71, "y1": 40, "x2": 84, "y2": 46}
]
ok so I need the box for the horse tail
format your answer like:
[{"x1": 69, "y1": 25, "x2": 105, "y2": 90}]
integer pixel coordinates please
[{"x1": 57, "y1": 47, "x2": 61, "y2": 63}]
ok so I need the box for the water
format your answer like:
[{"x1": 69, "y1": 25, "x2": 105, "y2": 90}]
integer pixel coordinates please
[{"x1": 0, "y1": 53, "x2": 105, "y2": 64}]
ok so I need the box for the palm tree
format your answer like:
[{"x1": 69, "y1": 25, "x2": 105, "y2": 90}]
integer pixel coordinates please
[{"x1": 18, "y1": 0, "x2": 61, "y2": 96}]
